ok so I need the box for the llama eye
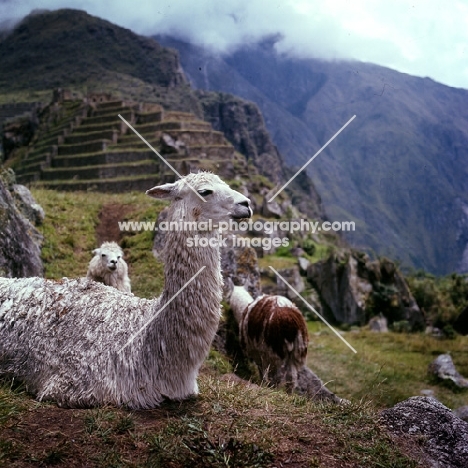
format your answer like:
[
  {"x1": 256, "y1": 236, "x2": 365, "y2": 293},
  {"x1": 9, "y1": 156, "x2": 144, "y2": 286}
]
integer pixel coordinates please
[
  {"x1": 101, "y1": 254, "x2": 106, "y2": 258},
  {"x1": 198, "y1": 189, "x2": 213, "y2": 197}
]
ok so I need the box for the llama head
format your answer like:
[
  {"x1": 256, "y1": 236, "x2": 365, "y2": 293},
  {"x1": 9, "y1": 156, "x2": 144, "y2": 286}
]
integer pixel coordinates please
[
  {"x1": 92, "y1": 241, "x2": 125, "y2": 272},
  {"x1": 146, "y1": 172, "x2": 252, "y2": 224}
]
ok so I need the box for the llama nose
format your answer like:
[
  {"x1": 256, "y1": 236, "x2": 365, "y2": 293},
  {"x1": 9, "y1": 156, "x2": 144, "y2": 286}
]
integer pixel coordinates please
[{"x1": 238, "y1": 200, "x2": 253, "y2": 218}]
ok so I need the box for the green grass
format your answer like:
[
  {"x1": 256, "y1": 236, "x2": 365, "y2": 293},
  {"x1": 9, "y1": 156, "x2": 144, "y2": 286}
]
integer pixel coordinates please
[
  {"x1": 306, "y1": 322, "x2": 468, "y2": 410},
  {"x1": 32, "y1": 189, "x2": 166, "y2": 298},
  {"x1": 0, "y1": 187, "x2": 443, "y2": 466}
]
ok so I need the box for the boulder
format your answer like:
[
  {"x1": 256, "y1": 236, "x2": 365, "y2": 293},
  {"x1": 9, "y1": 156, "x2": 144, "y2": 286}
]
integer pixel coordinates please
[
  {"x1": 261, "y1": 195, "x2": 283, "y2": 218},
  {"x1": 381, "y1": 396, "x2": 468, "y2": 468},
  {"x1": 0, "y1": 176, "x2": 43, "y2": 277},
  {"x1": 307, "y1": 251, "x2": 425, "y2": 329},
  {"x1": 221, "y1": 236, "x2": 261, "y2": 300},
  {"x1": 297, "y1": 256, "x2": 310, "y2": 274},
  {"x1": 454, "y1": 406, "x2": 468, "y2": 423},
  {"x1": 295, "y1": 366, "x2": 343, "y2": 404},
  {"x1": 12, "y1": 184, "x2": 45, "y2": 225},
  {"x1": 307, "y1": 252, "x2": 371, "y2": 325},
  {"x1": 368, "y1": 315, "x2": 388, "y2": 332},
  {"x1": 428, "y1": 354, "x2": 468, "y2": 388}
]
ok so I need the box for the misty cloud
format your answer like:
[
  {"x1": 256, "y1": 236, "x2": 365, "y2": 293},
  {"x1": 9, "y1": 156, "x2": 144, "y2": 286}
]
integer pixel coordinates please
[{"x1": 1, "y1": 0, "x2": 467, "y2": 89}]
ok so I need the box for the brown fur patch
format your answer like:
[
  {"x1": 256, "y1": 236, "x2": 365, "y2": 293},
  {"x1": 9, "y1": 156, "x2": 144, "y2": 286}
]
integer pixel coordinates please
[
  {"x1": 192, "y1": 206, "x2": 202, "y2": 220},
  {"x1": 244, "y1": 296, "x2": 308, "y2": 360}
]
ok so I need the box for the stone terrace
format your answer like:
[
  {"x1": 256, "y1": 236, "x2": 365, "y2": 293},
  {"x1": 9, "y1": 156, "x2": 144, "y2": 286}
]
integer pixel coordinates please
[{"x1": 14, "y1": 98, "x2": 245, "y2": 192}]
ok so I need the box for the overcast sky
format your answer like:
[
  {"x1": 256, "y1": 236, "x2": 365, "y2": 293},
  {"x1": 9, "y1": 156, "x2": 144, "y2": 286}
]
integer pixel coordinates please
[{"x1": 1, "y1": 0, "x2": 467, "y2": 89}]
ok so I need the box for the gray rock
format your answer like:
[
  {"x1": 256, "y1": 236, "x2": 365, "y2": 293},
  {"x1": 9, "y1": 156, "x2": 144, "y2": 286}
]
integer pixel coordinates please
[
  {"x1": 261, "y1": 196, "x2": 283, "y2": 218},
  {"x1": 454, "y1": 406, "x2": 468, "y2": 423},
  {"x1": 307, "y1": 252, "x2": 370, "y2": 325},
  {"x1": 368, "y1": 315, "x2": 388, "y2": 332},
  {"x1": 0, "y1": 177, "x2": 43, "y2": 278},
  {"x1": 295, "y1": 365, "x2": 344, "y2": 404},
  {"x1": 274, "y1": 266, "x2": 304, "y2": 298},
  {"x1": 221, "y1": 235, "x2": 261, "y2": 300},
  {"x1": 307, "y1": 251, "x2": 425, "y2": 329},
  {"x1": 12, "y1": 184, "x2": 45, "y2": 225},
  {"x1": 429, "y1": 354, "x2": 468, "y2": 388},
  {"x1": 381, "y1": 396, "x2": 468, "y2": 468}
]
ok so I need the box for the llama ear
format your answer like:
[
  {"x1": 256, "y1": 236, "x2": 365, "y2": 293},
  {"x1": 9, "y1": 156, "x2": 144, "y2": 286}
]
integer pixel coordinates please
[
  {"x1": 92, "y1": 248, "x2": 100, "y2": 255},
  {"x1": 146, "y1": 183, "x2": 176, "y2": 199}
]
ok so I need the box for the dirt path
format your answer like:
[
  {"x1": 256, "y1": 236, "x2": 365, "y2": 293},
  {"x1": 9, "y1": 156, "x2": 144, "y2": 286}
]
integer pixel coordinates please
[{"x1": 95, "y1": 203, "x2": 133, "y2": 245}]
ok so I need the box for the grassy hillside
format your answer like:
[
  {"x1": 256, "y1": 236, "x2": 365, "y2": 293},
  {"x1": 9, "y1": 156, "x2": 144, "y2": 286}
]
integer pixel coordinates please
[
  {"x1": 1, "y1": 188, "x2": 466, "y2": 466},
  {"x1": 32, "y1": 189, "x2": 166, "y2": 299}
]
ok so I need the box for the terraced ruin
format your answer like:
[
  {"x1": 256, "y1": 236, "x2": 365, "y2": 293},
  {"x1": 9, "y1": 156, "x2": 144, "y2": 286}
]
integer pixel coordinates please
[{"x1": 12, "y1": 96, "x2": 247, "y2": 191}]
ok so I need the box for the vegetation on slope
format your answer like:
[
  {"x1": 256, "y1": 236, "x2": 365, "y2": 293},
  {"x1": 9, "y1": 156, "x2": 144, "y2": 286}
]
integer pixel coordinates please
[
  {"x1": 0, "y1": 9, "x2": 200, "y2": 112},
  {"x1": 1, "y1": 188, "x2": 465, "y2": 466}
]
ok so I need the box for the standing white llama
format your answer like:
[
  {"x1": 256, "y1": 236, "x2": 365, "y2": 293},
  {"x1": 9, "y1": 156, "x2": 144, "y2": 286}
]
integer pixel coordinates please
[{"x1": 0, "y1": 172, "x2": 252, "y2": 409}]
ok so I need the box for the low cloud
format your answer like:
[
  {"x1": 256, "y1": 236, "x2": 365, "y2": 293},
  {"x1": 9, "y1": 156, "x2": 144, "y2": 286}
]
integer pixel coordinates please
[{"x1": 1, "y1": 0, "x2": 467, "y2": 89}]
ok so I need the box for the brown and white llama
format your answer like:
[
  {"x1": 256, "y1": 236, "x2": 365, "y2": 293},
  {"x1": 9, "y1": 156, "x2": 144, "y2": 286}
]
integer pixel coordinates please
[
  {"x1": 0, "y1": 172, "x2": 252, "y2": 409},
  {"x1": 230, "y1": 285, "x2": 343, "y2": 402}
]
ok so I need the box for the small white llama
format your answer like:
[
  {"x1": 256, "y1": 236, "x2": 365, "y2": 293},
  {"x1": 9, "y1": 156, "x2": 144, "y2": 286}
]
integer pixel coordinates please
[
  {"x1": 87, "y1": 241, "x2": 131, "y2": 293},
  {"x1": 0, "y1": 172, "x2": 252, "y2": 409}
]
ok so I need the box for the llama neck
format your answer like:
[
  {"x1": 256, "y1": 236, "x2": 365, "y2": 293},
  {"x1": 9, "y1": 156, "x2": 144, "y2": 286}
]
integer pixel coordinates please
[
  {"x1": 139, "y1": 228, "x2": 222, "y2": 376},
  {"x1": 161, "y1": 228, "x2": 223, "y2": 302}
]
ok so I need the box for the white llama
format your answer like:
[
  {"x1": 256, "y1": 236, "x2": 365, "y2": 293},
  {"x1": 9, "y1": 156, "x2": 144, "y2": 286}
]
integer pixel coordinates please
[
  {"x1": 0, "y1": 172, "x2": 252, "y2": 409},
  {"x1": 87, "y1": 241, "x2": 131, "y2": 293}
]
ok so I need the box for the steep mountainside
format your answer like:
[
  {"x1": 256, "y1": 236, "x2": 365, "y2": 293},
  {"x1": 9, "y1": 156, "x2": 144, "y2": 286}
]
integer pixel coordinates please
[
  {"x1": 156, "y1": 36, "x2": 468, "y2": 275},
  {"x1": 0, "y1": 9, "x2": 322, "y2": 219}
]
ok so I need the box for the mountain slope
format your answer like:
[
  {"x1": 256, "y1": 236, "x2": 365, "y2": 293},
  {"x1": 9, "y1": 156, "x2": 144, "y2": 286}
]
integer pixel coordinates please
[
  {"x1": 0, "y1": 9, "x2": 323, "y2": 219},
  {"x1": 156, "y1": 36, "x2": 468, "y2": 275},
  {"x1": 0, "y1": 9, "x2": 199, "y2": 111}
]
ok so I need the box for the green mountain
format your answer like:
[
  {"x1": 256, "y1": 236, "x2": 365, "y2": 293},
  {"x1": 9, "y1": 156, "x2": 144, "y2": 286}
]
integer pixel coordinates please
[
  {"x1": 155, "y1": 36, "x2": 468, "y2": 275},
  {"x1": 0, "y1": 8, "x2": 198, "y2": 110}
]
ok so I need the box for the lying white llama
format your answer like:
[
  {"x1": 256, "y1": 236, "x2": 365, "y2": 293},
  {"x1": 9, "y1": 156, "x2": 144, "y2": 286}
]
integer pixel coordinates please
[
  {"x1": 0, "y1": 173, "x2": 252, "y2": 409},
  {"x1": 87, "y1": 241, "x2": 131, "y2": 293},
  {"x1": 230, "y1": 285, "x2": 342, "y2": 402}
]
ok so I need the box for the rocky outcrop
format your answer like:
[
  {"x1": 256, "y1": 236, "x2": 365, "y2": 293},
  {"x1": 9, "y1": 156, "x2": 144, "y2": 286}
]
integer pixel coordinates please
[
  {"x1": 307, "y1": 251, "x2": 372, "y2": 325},
  {"x1": 0, "y1": 172, "x2": 43, "y2": 278},
  {"x1": 11, "y1": 183, "x2": 45, "y2": 225},
  {"x1": 196, "y1": 91, "x2": 284, "y2": 183},
  {"x1": 221, "y1": 236, "x2": 262, "y2": 300},
  {"x1": 307, "y1": 251, "x2": 425, "y2": 329},
  {"x1": 381, "y1": 396, "x2": 468, "y2": 468},
  {"x1": 429, "y1": 354, "x2": 468, "y2": 389},
  {"x1": 196, "y1": 91, "x2": 324, "y2": 220}
]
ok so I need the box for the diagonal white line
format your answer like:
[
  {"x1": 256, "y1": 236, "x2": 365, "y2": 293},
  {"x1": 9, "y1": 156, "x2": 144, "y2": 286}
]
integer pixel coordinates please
[
  {"x1": 118, "y1": 266, "x2": 206, "y2": 353},
  {"x1": 268, "y1": 115, "x2": 356, "y2": 202},
  {"x1": 269, "y1": 266, "x2": 357, "y2": 354},
  {"x1": 118, "y1": 114, "x2": 206, "y2": 203}
]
